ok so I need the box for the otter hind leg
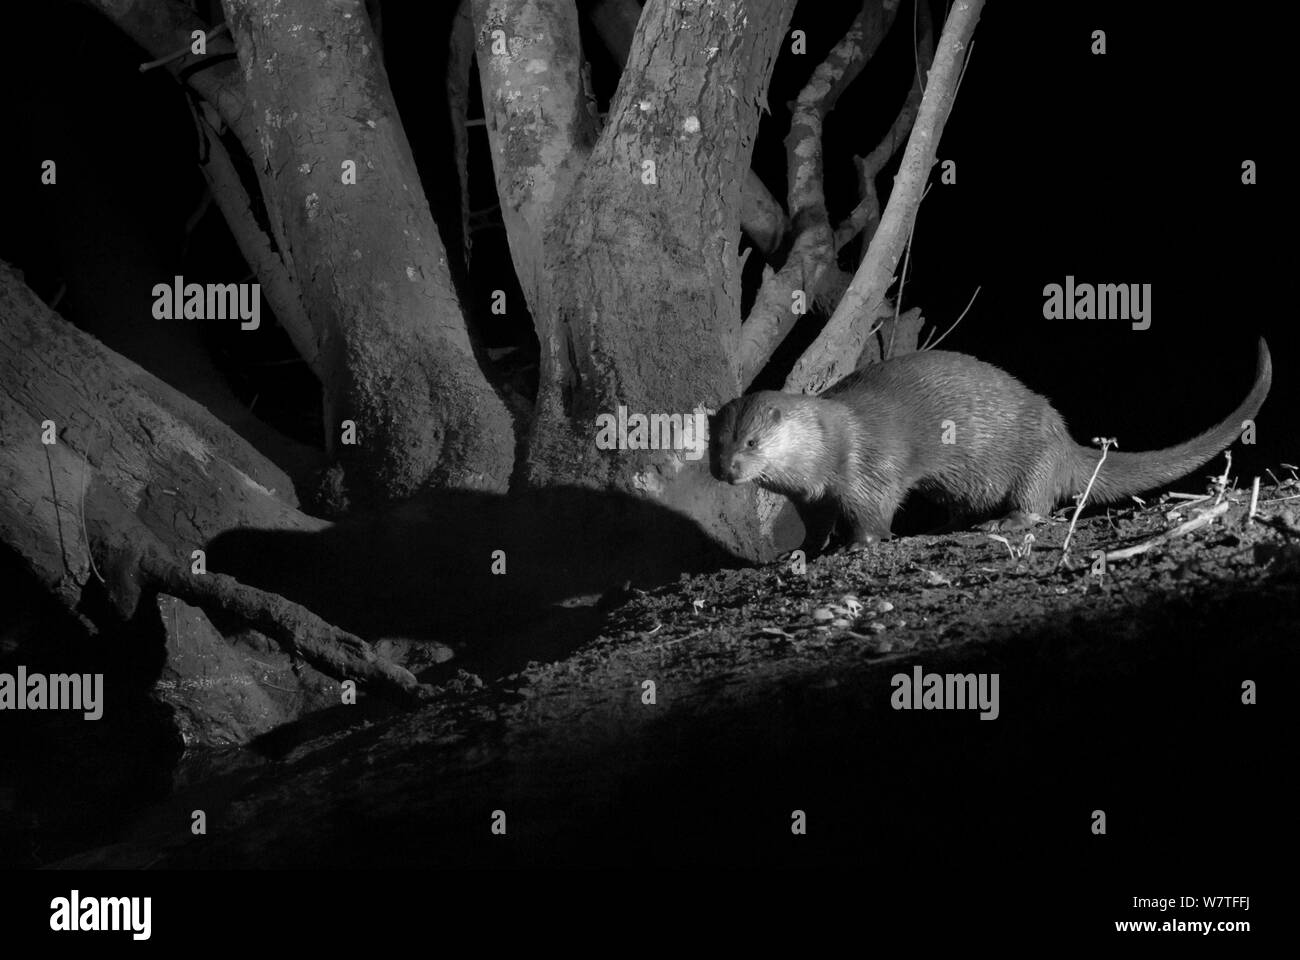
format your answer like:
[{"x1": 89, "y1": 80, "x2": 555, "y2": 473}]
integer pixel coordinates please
[
  {"x1": 839, "y1": 486, "x2": 902, "y2": 546},
  {"x1": 977, "y1": 460, "x2": 1060, "y2": 532},
  {"x1": 975, "y1": 509, "x2": 1044, "y2": 532}
]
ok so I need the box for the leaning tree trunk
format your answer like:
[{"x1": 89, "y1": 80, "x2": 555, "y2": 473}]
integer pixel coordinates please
[
  {"x1": 0, "y1": 262, "x2": 421, "y2": 701},
  {"x1": 85, "y1": 0, "x2": 516, "y2": 503},
  {"x1": 215, "y1": 0, "x2": 515, "y2": 501}
]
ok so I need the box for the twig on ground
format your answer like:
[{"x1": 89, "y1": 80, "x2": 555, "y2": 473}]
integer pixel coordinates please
[
  {"x1": 1258, "y1": 494, "x2": 1300, "y2": 506},
  {"x1": 1058, "y1": 437, "x2": 1114, "y2": 567},
  {"x1": 1213, "y1": 451, "x2": 1233, "y2": 505},
  {"x1": 1104, "y1": 501, "x2": 1230, "y2": 562}
]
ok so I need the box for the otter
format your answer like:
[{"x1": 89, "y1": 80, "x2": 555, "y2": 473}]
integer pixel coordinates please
[{"x1": 711, "y1": 340, "x2": 1271, "y2": 553}]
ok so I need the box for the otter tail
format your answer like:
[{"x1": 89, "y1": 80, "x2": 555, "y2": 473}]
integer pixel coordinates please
[{"x1": 1068, "y1": 338, "x2": 1271, "y2": 504}]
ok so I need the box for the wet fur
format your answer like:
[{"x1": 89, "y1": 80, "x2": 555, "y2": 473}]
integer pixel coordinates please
[{"x1": 711, "y1": 340, "x2": 1272, "y2": 552}]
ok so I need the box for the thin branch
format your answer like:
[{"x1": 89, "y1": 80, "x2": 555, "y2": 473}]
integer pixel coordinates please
[
  {"x1": 787, "y1": 0, "x2": 984, "y2": 395},
  {"x1": 739, "y1": 0, "x2": 899, "y2": 386},
  {"x1": 1059, "y1": 437, "x2": 1115, "y2": 568},
  {"x1": 924, "y1": 284, "x2": 981, "y2": 350},
  {"x1": 139, "y1": 22, "x2": 230, "y2": 72},
  {"x1": 833, "y1": 0, "x2": 934, "y2": 254},
  {"x1": 85, "y1": 1, "x2": 254, "y2": 162},
  {"x1": 187, "y1": 99, "x2": 318, "y2": 374}
]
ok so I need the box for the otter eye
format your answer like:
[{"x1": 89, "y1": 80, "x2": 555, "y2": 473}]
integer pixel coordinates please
[{"x1": 746, "y1": 438, "x2": 757, "y2": 448}]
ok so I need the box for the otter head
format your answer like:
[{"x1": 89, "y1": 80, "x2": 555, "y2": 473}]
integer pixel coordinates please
[{"x1": 710, "y1": 392, "x2": 795, "y2": 485}]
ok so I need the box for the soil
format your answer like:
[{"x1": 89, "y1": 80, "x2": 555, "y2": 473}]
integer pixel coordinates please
[{"x1": 39, "y1": 482, "x2": 1300, "y2": 869}]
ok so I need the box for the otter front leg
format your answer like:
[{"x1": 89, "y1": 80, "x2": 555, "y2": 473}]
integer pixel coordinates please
[
  {"x1": 928, "y1": 508, "x2": 974, "y2": 535},
  {"x1": 793, "y1": 498, "x2": 838, "y2": 556}
]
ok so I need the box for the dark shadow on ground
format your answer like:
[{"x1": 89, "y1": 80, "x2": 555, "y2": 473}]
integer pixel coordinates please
[{"x1": 205, "y1": 485, "x2": 741, "y2": 677}]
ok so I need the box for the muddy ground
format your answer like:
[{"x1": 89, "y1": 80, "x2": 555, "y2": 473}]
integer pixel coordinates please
[{"x1": 23, "y1": 482, "x2": 1300, "y2": 870}]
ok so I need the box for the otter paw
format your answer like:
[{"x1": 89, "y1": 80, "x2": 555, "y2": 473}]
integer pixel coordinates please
[
  {"x1": 976, "y1": 510, "x2": 1042, "y2": 533},
  {"x1": 843, "y1": 531, "x2": 890, "y2": 552}
]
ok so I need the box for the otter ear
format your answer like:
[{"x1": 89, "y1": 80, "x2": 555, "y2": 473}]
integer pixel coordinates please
[{"x1": 769, "y1": 407, "x2": 781, "y2": 423}]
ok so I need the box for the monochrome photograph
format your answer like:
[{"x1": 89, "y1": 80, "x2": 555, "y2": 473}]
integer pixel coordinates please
[{"x1": 0, "y1": 0, "x2": 1286, "y2": 943}]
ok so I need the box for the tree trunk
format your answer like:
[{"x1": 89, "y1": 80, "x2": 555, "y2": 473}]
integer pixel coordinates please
[
  {"x1": 221, "y1": 0, "x2": 515, "y2": 500},
  {"x1": 522, "y1": 0, "x2": 796, "y2": 559},
  {"x1": 583, "y1": 0, "x2": 791, "y2": 257}
]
